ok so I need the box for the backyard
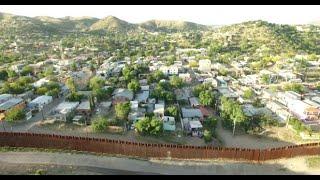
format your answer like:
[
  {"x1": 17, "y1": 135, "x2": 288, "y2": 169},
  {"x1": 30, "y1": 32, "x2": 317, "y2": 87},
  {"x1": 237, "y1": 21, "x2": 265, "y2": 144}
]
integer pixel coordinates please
[{"x1": 29, "y1": 119, "x2": 208, "y2": 146}]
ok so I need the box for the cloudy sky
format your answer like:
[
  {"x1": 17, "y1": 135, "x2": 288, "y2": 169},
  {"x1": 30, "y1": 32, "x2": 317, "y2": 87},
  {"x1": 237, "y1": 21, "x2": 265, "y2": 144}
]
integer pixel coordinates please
[{"x1": 0, "y1": 5, "x2": 319, "y2": 25}]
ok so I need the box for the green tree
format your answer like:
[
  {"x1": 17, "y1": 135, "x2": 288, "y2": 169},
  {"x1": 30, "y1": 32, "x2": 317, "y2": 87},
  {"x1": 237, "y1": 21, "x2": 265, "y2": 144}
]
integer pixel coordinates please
[
  {"x1": 7, "y1": 70, "x2": 17, "y2": 78},
  {"x1": 115, "y1": 102, "x2": 130, "y2": 120},
  {"x1": 135, "y1": 116, "x2": 163, "y2": 136},
  {"x1": 0, "y1": 70, "x2": 8, "y2": 81},
  {"x1": 220, "y1": 96, "x2": 247, "y2": 136},
  {"x1": 66, "y1": 78, "x2": 76, "y2": 93},
  {"x1": 204, "y1": 116, "x2": 218, "y2": 131},
  {"x1": 199, "y1": 90, "x2": 215, "y2": 106},
  {"x1": 66, "y1": 92, "x2": 83, "y2": 102},
  {"x1": 122, "y1": 66, "x2": 135, "y2": 82},
  {"x1": 36, "y1": 87, "x2": 49, "y2": 95},
  {"x1": 20, "y1": 65, "x2": 33, "y2": 76},
  {"x1": 46, "y1": 88, "x2": 60, "y2": 98},
  {"x1": 165, "y1": 55, "x2": 176, "y2": 66},
  {"x1": 203, "y1": 130, "x2": 212, "y2": 143},
  {"x1": 169, "y1": 76, "x2": 184, "y2": 89},
  {"x1": 164, "y1": 91, "x2": 175, "y2": 104},
  {"x1": 153, "y1": 70, "x2": 165, "y2": 81},
  {"x1": 127, "y1": 79, "x2": 141, "y2": 93},
  {"x1": 231, "y1": 105, "x2": 247, "y2": 136},
  {"x1": 308, "y1": 54, "x2": 318, "y2": 61},
  {"x1": 289, "y1": 117, "x2": 312, "y2": 134},
  {"x1": 89, "y1": 76, "x2": 105, "y2": 90},
  {"x1": 93, "y1": 88, "x2": 113, "y2": 102},
  {"x1": 5, "y1": 108, "x2": 26, "y2": 122},
  {"x1": 70, "y1": 61, "x2": 77, "y2": 71},
  {"x1": 193, "y1": 83, "x2": 211, "y2": 97},
  {"x1": 165, "y1": 105, "x2": 179, "y2": 120},
  {"x1": 218, "y1": 68, "x2": 228, "y2": 76},
  {"x1": 44, "y1": 66, "x2": 54, "y2": 77},
  {"x1": 261, "y1": 74, "x2": 270, "y2": 84},
  {"x1": 283, "y1": 83, "x2": 305, "y2": 94},
  {"x1": 243, "y1": 88, "x2": 255, "y2": 100},
  {"x1": 91, "y1": 116, "x2": 109, "y2": 133},
  {"x1": 189, "y1": 61, "x2": 198, "y2": 68}
]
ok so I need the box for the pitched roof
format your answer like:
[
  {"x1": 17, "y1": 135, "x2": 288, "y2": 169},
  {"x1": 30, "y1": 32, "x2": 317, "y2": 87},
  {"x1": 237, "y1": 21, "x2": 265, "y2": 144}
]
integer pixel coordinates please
[
  {"x1": 0, "y1": 98, "x2": 24, "y2": 111},
  {"x1": 112, "y1": 88, "x2": 134, "y2": 100},
  {"x1": 181, "y1": 108, "x2": 203, "y2": 118}
]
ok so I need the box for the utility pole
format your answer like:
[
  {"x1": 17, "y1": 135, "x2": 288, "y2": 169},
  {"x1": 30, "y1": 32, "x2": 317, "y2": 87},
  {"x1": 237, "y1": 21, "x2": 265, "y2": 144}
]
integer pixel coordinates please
[
  {"x1": 233, "y1": 118, "x2": 236, "y2": 136},
  {"x1": 41, "y1": 104, "x2": 46, "y2": 122}
]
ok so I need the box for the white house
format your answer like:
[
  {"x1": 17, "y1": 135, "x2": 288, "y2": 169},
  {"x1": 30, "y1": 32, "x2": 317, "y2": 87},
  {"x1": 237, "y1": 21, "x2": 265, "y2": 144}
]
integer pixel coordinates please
[
  {"x1": 159, "y1": 65, "x2": 179, "y2": 75},
  {"x1": 54, "y1": 101, "x2": 80, "y2": 122},
  {"x1": 204, "y1": 77, "x2": 218, "y2": 87},
  {"x1": 33, "y1": 78, "x2": 50, "y2": 88},
  {"x1": 141, "y1": 85, "x2": 149, "y2": 91},
  {"x1": 179, "y1": 73, "x2": 192, "y2": 83},
  {"x1": 198, "y1": 59, "x2": 211, "y2": 72},
  {"x1": 188, "y1": 120, "x2": 203, "y2": 137},
  {"x1": 130, "y1": 101, "x2": 139, "y2": 111},
  {"x1": 162, "y1": 116, "x2": 176, "y2": 131},
  {"x1": 154, "y1": 101, "x2": 165, "y2": 117}
]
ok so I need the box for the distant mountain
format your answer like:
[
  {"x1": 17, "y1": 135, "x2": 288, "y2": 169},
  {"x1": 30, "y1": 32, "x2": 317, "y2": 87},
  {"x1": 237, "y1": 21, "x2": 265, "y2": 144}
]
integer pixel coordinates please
[
  {"x1": 89, "y1": 16, "x2": 137, "y2": 32},
  {"x1": 0, "y1": 12, "x2": 212, "y2": 34},
  {"x1": 139, "y1": 19, "x2": 209, "y2": 32},
  {"x1": 1, "y1": 12, "x2": 319, "y2": 55},
  {"x1": 35, "y1": 16, "x2": 99, "y2": 32},
  {"x1": 0, "y1": 12, "x2": 62, "y2": 35}
]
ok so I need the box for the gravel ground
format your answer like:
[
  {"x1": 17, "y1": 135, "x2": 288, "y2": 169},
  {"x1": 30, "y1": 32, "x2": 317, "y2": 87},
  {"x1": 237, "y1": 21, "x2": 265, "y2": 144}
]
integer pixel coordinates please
[{"x1": 1, "y1": 151, "x2": 320, "y2": 175}]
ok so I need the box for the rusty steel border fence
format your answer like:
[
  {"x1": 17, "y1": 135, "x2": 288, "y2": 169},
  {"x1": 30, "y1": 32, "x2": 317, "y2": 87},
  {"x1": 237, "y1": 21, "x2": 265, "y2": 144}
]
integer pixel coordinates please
[{"x1": 0, "y1": 132, "x2": 320, "y2": 162}]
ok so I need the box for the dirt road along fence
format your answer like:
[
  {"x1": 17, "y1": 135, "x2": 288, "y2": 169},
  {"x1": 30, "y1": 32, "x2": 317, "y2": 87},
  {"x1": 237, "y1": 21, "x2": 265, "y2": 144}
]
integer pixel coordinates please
[{"x1": 0, "y1": 132, "x2": 320, "y2": 162}]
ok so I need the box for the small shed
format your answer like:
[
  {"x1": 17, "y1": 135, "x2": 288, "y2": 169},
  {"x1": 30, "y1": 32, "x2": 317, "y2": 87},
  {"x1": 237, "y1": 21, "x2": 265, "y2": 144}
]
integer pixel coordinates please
[{"x1": 189, "y1": 97, "x2": 200, "y2": 107}]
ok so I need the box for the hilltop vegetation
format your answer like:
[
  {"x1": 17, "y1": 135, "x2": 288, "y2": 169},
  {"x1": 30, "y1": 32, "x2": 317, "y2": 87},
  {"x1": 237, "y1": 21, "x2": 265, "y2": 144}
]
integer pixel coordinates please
[
  {"x1": 0, "y1": 13, "x2": 319, "y2": 67},
  {"x1": 139, "y1": 19, "x2": 209, "y2": 32}
]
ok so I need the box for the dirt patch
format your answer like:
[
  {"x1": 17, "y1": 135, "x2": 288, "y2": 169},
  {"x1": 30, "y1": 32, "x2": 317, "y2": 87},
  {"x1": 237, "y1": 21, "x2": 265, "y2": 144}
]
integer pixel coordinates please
[
  {"x1": 0, "y1": 163, "x2": 152, "y2": 175},
  {"x1": 215, "y1": 118, "x2": 294, "y2": 149},
  {"x1": 306, "y1": 156, "x2": 320, "y2": 169}
]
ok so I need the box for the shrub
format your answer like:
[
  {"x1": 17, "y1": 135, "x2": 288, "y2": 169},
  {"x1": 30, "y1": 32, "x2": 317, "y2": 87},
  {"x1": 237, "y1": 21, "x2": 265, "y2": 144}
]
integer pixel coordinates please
[
  {"x1": 135, "y1": 116, "x2": 163, "y2": 136},
  {"x1": 91, "y1": 116, "x2": 109, "y2": 133},
  {"x1": 66, "y1": 92, "x2": 84, "y2": 102},
  {"x1": 289, "y1": 118, "x2": 310, "y2": 133},
  {"x1": 203, "y1": 130, "x2": 212, "y2": 143},
  {"x1": 6, "y1": 108, "x2": 26, "y2": 123},
  {"x1": 115, "y1": 102, "x2": 130, "y2": 120},
  {"x1": 204, "y1": 116, "x2": 218, "y2": 130}
]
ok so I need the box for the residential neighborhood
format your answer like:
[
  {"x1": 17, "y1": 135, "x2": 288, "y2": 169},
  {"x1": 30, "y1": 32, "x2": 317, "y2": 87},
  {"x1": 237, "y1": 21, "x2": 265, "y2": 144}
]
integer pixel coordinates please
[{"x1": 1, "y1": 5, "x2": 320, "y2": 175}]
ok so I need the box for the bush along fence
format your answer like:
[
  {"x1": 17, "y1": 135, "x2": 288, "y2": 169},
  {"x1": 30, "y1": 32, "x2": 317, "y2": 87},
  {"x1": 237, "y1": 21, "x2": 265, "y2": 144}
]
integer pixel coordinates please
[{"x1": 0, "y1": 132, "x2": 320, "y2": 162}]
